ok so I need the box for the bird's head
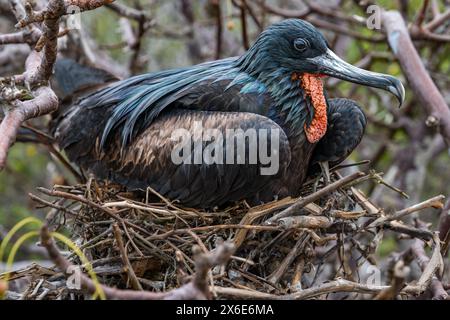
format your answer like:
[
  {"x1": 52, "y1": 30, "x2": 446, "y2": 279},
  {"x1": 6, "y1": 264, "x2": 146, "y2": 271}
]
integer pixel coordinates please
[
  {"x1": 239, "y1": 19, "x2": 405, "y2": 105},
  {"x1": 237, "y1": 19, "x2": 405, "y2": 142}
]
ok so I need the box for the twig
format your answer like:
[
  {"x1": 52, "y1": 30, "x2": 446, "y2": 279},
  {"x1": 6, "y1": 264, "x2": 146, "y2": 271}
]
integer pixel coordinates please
[
  {"x1": 438, "y1": 199, "x2": 450, "y2": 255},
  {"x1": 425, "y1": 9, "x2": 450, "y2": 31},
  {"x1": 404, "y1": 232, "x2": 447, "y2": 299},
  {"x1": 367, "y1": 195, "x2": 445, "y2": 228},
  {"x1": 414, "y1": 0, "x2": 430, "y2": 28},
  {"x1": 212, "y1": 0, "x2": 222, "y2": 59},
  {"x1": 382, "y1": 11, "x2": 450, "y2": 146},
  {"x1": 265, "y1": 172, "x2": 365, "y2": 224},
  {"x1": 16, "y1": 0, "x2": 115, "y2": 28},
  {"x1": 36, "y1": 187, "x2": 152, "y2": 236},
  {"x1": 232, "y1": 0, "x2": 249, "y2": 50},
  {"x1": 0, "y1": 85, "x2": 58, "y2": 168},
  {"x1": 105, "y1": 2, "x2": 150, "y2": 21},
  {"x1": 374, "y1": 260, "x2": 409, "y2": 300},
  {"x1": 112, "y1": 224, "x2": 143, "y2": 291},
  {"x1": 267, "y1": 233, "x2": 309, "y2": 285},
  {"x1": 215, "y1": 279, "x2": 389, "y2": 299},
  {"x1": 40, "y1": 225, "x2": 234, "y2": 299}
]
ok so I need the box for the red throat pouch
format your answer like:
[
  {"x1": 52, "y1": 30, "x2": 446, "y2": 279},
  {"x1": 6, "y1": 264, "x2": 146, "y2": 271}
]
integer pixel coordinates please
[{"x1": 294, "y1": 73, "x2": 328, "y2": 144}]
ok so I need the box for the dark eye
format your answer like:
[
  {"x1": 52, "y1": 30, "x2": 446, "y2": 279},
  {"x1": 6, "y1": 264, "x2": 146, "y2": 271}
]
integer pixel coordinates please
[{"x1": 294, "y1": 38, "x2": 310, "y2": 52}]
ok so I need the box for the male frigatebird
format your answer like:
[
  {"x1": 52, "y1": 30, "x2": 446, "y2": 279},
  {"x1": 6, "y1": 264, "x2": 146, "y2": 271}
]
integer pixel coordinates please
[{"x1": 52, "y1": 19, "x2": 404, "y2": 208}]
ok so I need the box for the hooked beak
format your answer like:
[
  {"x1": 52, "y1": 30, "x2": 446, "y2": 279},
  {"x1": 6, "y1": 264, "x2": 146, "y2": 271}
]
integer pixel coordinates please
[{"x1": 307, "y1": 49, "x2": 405, "y2": 107}]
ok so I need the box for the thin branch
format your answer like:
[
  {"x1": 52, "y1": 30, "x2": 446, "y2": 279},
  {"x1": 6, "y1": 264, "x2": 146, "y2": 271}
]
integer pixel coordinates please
[
  {"x1": 112, "y1": 223, "x2": 143, "y2": 291},
  {"x1": 404, "y1": 231, "x2": 447, "y2": 299},
  {"x1": 213, "y1": 0, "x2": 223, "y2": 60},
  {"x1": 16, "y1": 0, "x2": 115, "y2": 28},
  {"x1": 382, "y1": 11, "x2": 450, "y2": 146},
  {"x1": 414, "y1": 0, "x2": 430, "y2": 28},
  {"x1": 0, "y1": 86, "x2": 58, "y2": 168},
  {"x1": 425, "y1": 9, "x2": 450, "y2": 31},
  {"x1": 265, "y1": 172, "x2": 365, "y2": 224},
  {"x1": 105, "y1": 2, "x2": 150, "y2": 22},
  {"x1": 215, "y1": 279, "x2": 389, "y2": 299}
]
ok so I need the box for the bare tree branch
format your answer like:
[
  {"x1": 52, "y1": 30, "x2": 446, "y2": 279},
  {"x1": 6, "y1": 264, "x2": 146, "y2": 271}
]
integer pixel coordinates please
[{"x1": 382, "y1": 11, "x2": 450, "y2": 146}]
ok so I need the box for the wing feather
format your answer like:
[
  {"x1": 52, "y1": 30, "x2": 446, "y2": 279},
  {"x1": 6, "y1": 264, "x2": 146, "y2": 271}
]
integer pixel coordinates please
[{"x1": 85, "y1": 110, "x2": 291, "y2": 207}]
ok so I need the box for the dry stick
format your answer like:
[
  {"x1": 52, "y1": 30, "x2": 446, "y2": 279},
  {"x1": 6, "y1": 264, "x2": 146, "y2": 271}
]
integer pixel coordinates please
[
  {"x1": 66, "y1": 226, "x2": 113, "y2": 260},
  {"x1": 146, "y1": 224, "x2": 280, "y2": 242},
  {"x1": 212, "y1": 0, "x2": 222, "y2": 60},
  {"x1": 438, "y1": 199, "x2": 450, "y2": 255},
  {"x1": 426, "y1": 10, "x2": 450, "y2": 31},
  {"x1": 40, "y1": 225, "x2": 234, "y2": 300},
  {"x1": 383, "y1": 221, "x2": 433, "y2": 241},
  {"x1": 105, "y1": 2, "x2": 150, "y2": 21},
  {"x1": 112, "y1": 224, "x2": 143, "y2": 291},
  {"x1": 374, "y1": 260, "x2": 409, "y2": 300},
  {"x1": 241, "y1": 0, "x2": 262, "y2": 30},
  {"x1": 429, "y1": 0, "x2": 440, "y2": 17},
  {"x1": 393, "y1": 195, "x2": 445, "y2": 220},
  {"x1": 404, "y1": 233, "x2": 447, "y2": 300},
  {"x1": 29, "y1": 0, "x2": 65, "y2": 83},
  {"x1": 0, "y1": 86, "x2": 58, "y2": 168},
  {"x1": 268, "y1": 233, "x2": 310, "y2": 285},
  {"x1": 259, "y1": 1, "x2": 385, "y2": 42},
  {"x1": 232, "y1": 0, "x2": 249, "y2": 49},
  {"x1": 16, "y1": 0, "x2": 115, "y2": 27},
  {"x1": 278, "y1": 216, "x2": 332, "y2": 230},
  {"x1": 265, "y1": 172, "x2": 365, "y2": 225},
  {"x1": 413, "y1": 0, "x2": 430, "y2": 27},
  {"x1": 186, "y1": 230, "x2": 217, "y2": 298},
  {"x1": 37, "y1": 187, "x2": 152, "y2": 236},
  {"x1": 214, "y1": 286, "x2": 275, "y2": 299},
  {"x1": 1, "y1": 0, "x2": 116, "y2": 170},
  {"x1": 0, "y1": 30, "x2": 40, "y2": 45},
  {"x1": 145, "y1": 186, "x2": 202, "y2": 219},
  {"x1": 382, "y1": 11, "x2": 450, "y2": 146},
  {"x1": 284, "y1": 279, "x2": 388, "y2": 300},
  {"x1": 304, "y1": 0, "x2": 368, "y2": 26},
  {"x1": 0, "y1": 0, "x2": 63, "y2": 169},
  {"x1": 233, "y1": 197, "x2": 296, "y2": 248},
  {"x1": 290, "y1": 257, "x2": 306, "y2": 292},
  {"x1": 351, "y1": 187, "x2": 381, "y2": 215},
  {"x1": 130, "y1": 229, "x2": 174, "y2": 264},
  {"x1": 46, "y1": 143, "x2": 84, "y2": 182},
  {"x1": 28, "y1": 193, "x2": 81, "y2": 218},
  {"x1": 68, "y1": 0, "x2": 114, "y2": 11},
  {"x1": 215, "y1": 279, "x2": 389, "y2": 300},
  {"x1": 120, "y1": 222, "x2": 144, "y2": 257},
  {"x1": 367, "y1": 195, "x2": 445, "y2": 228}
]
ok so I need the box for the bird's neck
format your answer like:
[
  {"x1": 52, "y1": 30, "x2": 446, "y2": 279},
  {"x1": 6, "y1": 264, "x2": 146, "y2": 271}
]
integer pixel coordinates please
[
  {"x1": 255, "y1": 68, "x2": 328, "y2": 144},
  {"x1": 234, "y1": 54, "x2": 329, "y2": 143},
  {"x1": 263, "y1": 70, "x2": 329, "y2": 194}
]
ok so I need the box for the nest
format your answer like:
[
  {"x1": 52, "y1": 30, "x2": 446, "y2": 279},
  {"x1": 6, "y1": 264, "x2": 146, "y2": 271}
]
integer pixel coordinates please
[{"x1": 1, "y1": 169, "x2": 447, "y2": 300}]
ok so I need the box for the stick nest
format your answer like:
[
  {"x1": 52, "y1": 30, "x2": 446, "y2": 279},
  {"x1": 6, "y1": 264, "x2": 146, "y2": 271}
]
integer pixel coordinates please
[{"x1": 2, "y1": 170, "x2": 448, "y2": 300}]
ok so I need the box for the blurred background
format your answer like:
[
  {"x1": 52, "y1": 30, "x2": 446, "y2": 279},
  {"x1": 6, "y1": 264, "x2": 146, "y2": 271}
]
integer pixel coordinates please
[{"x1": 0, "y1": 0, "x2": 449, "y2": 261}]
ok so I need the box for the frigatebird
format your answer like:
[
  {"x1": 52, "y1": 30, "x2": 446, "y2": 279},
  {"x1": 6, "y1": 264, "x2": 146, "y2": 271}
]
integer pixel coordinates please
[{"x1": 52, "y1": 19, "x2": 404, "y2": 208}]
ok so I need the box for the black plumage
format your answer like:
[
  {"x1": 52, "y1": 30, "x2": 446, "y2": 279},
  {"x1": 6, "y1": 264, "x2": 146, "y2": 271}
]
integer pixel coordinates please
[
  {"x1": 307, "y1": 98, "x2": 367, "y2": 176},
  {"x1": 51, "y1": 19, "x2": 404, "y2": 208}
]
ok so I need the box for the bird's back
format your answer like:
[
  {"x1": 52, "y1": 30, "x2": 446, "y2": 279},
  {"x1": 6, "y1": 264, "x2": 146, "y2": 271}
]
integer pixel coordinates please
[{"x1": 50, "y1": 59, "x2": 292, "y2": 208}]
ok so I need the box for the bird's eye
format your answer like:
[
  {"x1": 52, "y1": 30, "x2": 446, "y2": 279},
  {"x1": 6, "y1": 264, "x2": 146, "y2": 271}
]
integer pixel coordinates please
[{"x1": 294, "y1": 38, "x2": 310, "y2": 52}]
